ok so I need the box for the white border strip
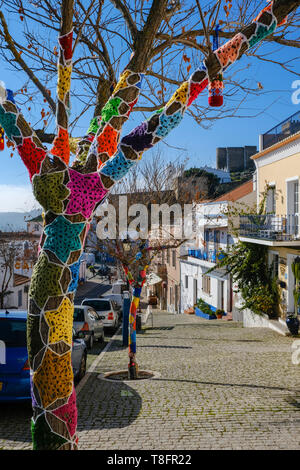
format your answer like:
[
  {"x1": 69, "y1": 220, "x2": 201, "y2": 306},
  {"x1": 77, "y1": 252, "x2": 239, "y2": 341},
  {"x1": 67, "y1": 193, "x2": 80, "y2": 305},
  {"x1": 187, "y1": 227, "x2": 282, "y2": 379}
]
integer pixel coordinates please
[{"x1": 75, "y1": 326, "x2": 122, "y2": 395}]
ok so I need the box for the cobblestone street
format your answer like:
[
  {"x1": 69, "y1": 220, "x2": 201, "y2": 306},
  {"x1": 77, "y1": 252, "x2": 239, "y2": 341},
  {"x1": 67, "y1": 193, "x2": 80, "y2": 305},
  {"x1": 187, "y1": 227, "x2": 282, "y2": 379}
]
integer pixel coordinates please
[{"x1": 1, "y1": 312, "x2": 299, "y2": 450}]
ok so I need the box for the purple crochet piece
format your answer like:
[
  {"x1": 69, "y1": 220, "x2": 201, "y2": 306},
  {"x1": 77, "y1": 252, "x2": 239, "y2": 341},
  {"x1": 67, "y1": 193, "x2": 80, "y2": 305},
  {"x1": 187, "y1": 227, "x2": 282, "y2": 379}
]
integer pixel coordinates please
[
  {"x1": 121, "y1": 121, "x2": 153, "y2": 152},
  {"x1": 65, "y1": 169, "x2": 108, "y2": 219},
  {"x1": 30, "y1": 375, "x2": 39, "y2": 408}
]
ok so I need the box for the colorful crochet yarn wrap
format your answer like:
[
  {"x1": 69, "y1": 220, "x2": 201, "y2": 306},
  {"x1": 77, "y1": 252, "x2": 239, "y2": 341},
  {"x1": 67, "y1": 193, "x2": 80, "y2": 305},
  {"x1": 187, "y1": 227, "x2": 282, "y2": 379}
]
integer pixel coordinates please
[{"x1": 0, "y1": 0, "x2": 291, "y2": 450}]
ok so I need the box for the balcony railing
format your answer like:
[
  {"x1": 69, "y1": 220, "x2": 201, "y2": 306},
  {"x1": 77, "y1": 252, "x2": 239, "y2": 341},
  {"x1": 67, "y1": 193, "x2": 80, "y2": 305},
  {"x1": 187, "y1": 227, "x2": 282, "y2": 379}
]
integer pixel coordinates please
[
  {"x1": 239, "y1": 214, "x2": 299, "y2": 241},
  {"x1": 188, "y1": 248, "x2": 223, "y2": 263},
  {"x1": 262, "y1": 111, "x2": 300, "y2": 150}
]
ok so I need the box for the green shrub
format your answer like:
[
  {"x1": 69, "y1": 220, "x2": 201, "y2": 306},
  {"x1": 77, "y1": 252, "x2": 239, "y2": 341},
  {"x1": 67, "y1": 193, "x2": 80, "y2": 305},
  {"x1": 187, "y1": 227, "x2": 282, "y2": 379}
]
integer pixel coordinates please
[{"x1": 196, "y1": 298, "x2": 215, "y2": 316}]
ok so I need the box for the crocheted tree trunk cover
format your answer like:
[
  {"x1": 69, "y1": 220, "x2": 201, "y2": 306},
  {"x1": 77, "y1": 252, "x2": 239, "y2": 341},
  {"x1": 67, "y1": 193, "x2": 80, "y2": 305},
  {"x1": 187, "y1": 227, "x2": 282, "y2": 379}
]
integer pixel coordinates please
[
  {"x1": 0, "y1": 0, "x2": 296, "y2": 450},
  {"x1": 123, "y1": 265, "x2": 148, "y2": 373}
]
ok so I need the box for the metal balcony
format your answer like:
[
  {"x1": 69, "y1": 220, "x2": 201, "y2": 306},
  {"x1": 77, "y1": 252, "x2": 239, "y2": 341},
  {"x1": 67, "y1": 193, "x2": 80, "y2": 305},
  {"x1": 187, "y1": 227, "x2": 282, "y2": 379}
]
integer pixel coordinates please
[
  {"x1": 262, "y1": 111, "x2": 300, "y2": 150},
  {"x1": 188, "y1": 248, "x2": 223, "y2": 263},
  {"x1": 239, "y1": 214, "x2": 299, "y2": 242}
]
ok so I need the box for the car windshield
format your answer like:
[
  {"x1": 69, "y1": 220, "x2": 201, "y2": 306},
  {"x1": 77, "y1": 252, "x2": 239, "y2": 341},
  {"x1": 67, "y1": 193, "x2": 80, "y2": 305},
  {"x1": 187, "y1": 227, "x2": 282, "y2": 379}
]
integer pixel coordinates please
[
  {"x1": 0, "y1": 318, "x2": 27, "y2": 347},
  {"x1": 73, "y1": 308, "x2": 85, "y2": 322},
  {"x1": 83, "y1": 300, "x2": 111, "y2": 311}
]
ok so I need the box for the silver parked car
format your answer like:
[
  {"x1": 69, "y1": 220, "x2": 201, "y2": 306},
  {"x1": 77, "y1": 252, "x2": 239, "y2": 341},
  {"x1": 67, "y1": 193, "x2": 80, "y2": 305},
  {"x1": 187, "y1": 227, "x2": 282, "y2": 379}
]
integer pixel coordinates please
[
  {"x1": 81, "y1": 298, "x2": 120, "y2": 331},
  {"x1": 73, "y1": 305, "x2": 105, "y2": 349},
  {"x1": 100, "y1": 293, "x2": 124, "y2": 318}
]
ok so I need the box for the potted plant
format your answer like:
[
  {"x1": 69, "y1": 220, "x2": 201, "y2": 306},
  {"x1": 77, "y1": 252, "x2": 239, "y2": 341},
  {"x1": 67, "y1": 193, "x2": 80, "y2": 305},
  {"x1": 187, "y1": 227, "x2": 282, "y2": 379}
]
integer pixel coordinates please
[
  {"x1": 195, "y1": 298, "x2": 216, "y2": 319},
  {"x1": 215, "y1": 309, "x2": 225, "y2": 320}
]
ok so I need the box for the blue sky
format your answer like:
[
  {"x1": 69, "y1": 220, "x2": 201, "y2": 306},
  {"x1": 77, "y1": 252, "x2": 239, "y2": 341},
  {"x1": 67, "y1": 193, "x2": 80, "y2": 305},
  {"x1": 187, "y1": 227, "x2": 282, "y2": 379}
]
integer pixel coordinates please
[{"x1": 0, "y1": 4, "x2": 299, "y2": 212}]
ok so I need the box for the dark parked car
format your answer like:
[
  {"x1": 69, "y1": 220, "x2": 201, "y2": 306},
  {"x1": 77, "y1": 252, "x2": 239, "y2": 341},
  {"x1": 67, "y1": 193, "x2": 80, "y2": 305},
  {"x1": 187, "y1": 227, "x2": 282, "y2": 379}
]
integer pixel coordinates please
[{"x1": 0, "y1": 310, "x2": 87, "y2": 401}]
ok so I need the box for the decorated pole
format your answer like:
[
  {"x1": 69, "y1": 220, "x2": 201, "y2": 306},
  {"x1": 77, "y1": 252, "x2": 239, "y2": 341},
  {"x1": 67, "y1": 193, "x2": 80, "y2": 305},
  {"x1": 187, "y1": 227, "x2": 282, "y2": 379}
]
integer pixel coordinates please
[
  {"x1": 0, "y1": 0, "x2": 298, "y2": 450},
  {"x1": 128, "y1": 267, "x2": 147, "y2": 379}
]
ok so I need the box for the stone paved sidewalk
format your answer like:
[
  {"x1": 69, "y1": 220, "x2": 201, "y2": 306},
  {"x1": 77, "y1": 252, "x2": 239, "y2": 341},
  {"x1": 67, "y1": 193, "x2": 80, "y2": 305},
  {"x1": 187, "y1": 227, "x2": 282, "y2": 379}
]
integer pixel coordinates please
[
  {"x1": 0, "y1": 311, "x2": 299, "y2": 450},
  {"x1": 76, "y1": 312, "x2": 300, "y2": 450}
]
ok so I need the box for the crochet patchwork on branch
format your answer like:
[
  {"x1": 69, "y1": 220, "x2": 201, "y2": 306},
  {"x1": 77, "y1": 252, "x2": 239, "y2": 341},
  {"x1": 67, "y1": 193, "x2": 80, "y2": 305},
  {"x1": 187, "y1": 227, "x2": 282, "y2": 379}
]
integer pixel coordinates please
[{"x1": 0, "y1": 0, "x2": 292, "y2": 450}]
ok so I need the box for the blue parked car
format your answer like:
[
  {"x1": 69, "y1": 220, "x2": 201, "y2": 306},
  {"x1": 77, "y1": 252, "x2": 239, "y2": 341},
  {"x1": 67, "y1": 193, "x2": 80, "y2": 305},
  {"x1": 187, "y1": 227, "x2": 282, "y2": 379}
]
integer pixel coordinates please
[{"x1": 0, "y1": 310, "x2": 87, "y2": 402}]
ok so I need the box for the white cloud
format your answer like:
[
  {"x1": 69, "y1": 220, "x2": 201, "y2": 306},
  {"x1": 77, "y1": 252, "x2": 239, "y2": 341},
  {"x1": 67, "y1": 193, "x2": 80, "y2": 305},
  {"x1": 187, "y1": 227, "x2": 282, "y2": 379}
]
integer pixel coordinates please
[{"x1": 0, "y1": 184, "x2": 40, "y2": 212}]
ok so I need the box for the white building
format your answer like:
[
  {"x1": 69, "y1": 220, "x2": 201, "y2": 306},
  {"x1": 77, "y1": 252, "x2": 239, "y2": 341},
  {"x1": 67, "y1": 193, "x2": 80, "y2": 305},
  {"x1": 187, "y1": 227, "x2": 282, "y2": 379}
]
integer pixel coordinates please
[{"x1": 200, "y1": 166, "x2": 231, "y2": 183}]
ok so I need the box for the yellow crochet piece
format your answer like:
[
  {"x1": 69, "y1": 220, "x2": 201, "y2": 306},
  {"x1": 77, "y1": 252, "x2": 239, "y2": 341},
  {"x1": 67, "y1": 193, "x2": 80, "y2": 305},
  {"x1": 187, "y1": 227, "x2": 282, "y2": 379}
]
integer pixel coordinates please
[
  {"x1": 33, "y1": 349, "x2": 73, "y2": 409},
  {"x1": 167, "y1": 81, "x2": 189, "y2": 107},
  {"x1": 44, "y1": 297, "x2": 74, "y2": 346},
  {"x1": 69, "y1": 137, "x2": 80, "y2": 155},
  {"x1": 58, "y1": 64, "x2": 72, "y2": 102},
  {"x1": 113, "y1": 70, "x2": 131, "y2": 95}
]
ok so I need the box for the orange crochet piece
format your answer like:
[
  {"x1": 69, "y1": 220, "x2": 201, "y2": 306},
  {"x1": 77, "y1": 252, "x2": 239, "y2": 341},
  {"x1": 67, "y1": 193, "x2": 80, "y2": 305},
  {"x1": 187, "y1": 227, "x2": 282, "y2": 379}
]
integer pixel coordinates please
[
  {"x1": 216, "y1": 33, "x2": 245, "y2": 68},
  {"x1": 253, "y1": 2, "x2": 287, "y2": 26},
  {"x1": 51, "y1": 127, "x2": 70, "y2": 164}
]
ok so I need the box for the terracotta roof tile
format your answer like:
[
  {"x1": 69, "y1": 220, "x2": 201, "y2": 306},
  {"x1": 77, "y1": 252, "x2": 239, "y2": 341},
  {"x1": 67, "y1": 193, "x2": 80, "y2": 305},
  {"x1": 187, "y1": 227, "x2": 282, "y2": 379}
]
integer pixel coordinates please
[
  {"x1": 213, "y1": 180, "x2": 253, "y2": 202},
  {"x1": 14, "y1": 274, "x2": 30, "y2": 287}
]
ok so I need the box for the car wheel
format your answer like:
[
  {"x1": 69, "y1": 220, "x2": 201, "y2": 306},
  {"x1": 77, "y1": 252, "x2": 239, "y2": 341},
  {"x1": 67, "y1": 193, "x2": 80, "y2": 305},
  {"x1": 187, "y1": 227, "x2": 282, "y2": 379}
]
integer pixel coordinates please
[
  {"x1": 87, "y1": 333, "x2": 94, "y2": 349},
  {"x1": 77, "y1": 354, "x2": 87, "y2": 382},
  {"x1": 98, "y1": 331, "x2": 105, "y2": 343}
]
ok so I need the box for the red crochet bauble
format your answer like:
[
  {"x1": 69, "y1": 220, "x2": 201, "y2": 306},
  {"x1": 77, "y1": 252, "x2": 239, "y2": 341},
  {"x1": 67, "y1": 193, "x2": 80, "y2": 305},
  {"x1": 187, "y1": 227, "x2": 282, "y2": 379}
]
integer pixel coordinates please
[{"x1": 208, "y1": 95, "x2": 224, "y2": 107}]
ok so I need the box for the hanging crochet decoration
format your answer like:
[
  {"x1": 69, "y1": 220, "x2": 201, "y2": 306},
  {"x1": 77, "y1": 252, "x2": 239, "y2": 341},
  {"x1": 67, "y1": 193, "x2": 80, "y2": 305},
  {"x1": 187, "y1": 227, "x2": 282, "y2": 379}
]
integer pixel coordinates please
[
  {"x1": 0, "y1": 0, "x2": 295, "y2": 450},
  {"x1": 208, "y1": 24, "x2": 224, "y2": 107},
  {"x1": 0, "y1": 127, "x2": 4, "y2": 151}
]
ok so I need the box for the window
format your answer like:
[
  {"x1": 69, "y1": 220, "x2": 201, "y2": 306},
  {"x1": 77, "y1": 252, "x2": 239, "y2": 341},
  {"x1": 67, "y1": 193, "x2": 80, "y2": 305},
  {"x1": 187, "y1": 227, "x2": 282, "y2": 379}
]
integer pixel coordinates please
[
  {"x1": 202, "y1": 275, "x2": 211, "y2": 295},
  {"x1": 0, "y1": 319, "x2": 27, "y2": 347},
  {"x1": 185, "y1": 276, "x2": 188, "y2": 289},
  {"x1": 161, "y1": 250, "x2": 165, "y2": 264},
  {"x1": 266, "y1": 186, "x2": 276, "y2": 213},
  {"x1": 270, "y1": 253, "x2": 279, "y2": 278},
  {"x1": 73, "y1": 308, "x2": 85, "y2": 322},
  {"x1": 82, "y1": 299, "x2": 111, "y2": 311},
  {"x1": 169, "y1": 287, "x2": 173, "y2": 303},
  {"x1": 18, "y1": 289, "x2": 22, "y2": 307},
  {"x1": 294, "y1": 182, "x2": 299, "y2": 210},
  {"x1": 167, "y1": 249, "x2": 170, "y2": 264},
  {"x1": 294, "y1": 181, "x2": 299, "y2": 233}
]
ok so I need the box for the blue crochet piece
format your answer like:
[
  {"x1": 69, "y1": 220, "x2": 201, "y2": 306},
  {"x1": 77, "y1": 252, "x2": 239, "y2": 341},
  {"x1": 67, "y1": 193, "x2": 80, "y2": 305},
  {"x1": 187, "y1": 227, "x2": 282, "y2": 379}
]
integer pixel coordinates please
[
  {"x1": 6, "y1": 89, "x2": 16, "y2": 104},
  {"x1": 0, "y1": 104, "x2": 21, "y2": 140},
  {"x1": 248, "y1": 21, "x2": 276, "y2": 49},
  {"x1": 155, "y1": 111, "x2": 183, "y2": 138},
  {"x1": 68, "y1": 260, "x2": 80, "y2": 292},
  {"x1": 43, "y1": 215, "x2": 85, "y2": 263},
  {"x1": 100, "y1": 149, "x2": 135, "y2": 181}
]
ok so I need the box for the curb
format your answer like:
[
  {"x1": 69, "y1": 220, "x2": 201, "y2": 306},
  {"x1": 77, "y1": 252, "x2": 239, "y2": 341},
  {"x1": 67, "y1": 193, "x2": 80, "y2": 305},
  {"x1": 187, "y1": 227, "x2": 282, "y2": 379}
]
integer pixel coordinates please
[{"x1": 75, "y1": 325, "x2": 122, "y2": 396}]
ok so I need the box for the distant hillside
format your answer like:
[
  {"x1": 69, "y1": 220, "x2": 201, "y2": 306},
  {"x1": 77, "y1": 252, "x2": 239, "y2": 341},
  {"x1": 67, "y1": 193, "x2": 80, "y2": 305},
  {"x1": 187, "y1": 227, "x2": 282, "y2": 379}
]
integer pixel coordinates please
[{"x1": 0, "y1": 209, "x2": 42, "y2": 231}]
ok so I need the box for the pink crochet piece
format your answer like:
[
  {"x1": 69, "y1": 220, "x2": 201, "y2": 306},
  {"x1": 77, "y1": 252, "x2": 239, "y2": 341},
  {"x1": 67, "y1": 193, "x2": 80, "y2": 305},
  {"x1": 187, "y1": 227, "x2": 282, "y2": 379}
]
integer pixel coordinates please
[{"x1": 52, "y1": 387, "x2": 77, "y2": 438}]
